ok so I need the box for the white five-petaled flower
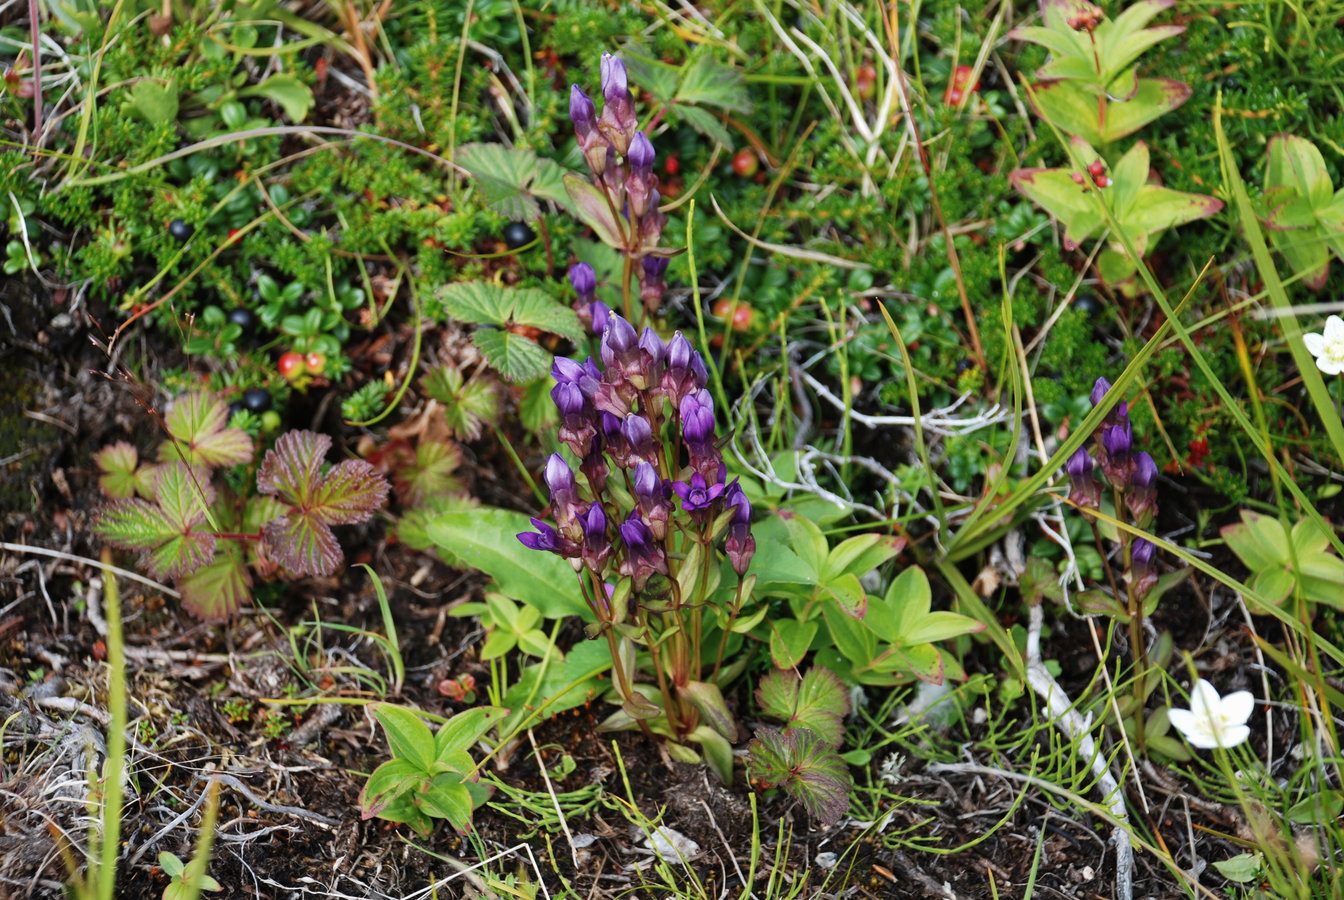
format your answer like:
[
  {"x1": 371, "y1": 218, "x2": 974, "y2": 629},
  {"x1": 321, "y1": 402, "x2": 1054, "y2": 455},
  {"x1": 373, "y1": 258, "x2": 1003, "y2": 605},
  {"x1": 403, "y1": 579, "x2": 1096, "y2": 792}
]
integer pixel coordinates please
[
  {"x1": 1303, "y1": 315, "x2": 1344, "y2": 375},
  {"x1": 1168, "y1": 679, "x2": 1254, "y2": 750}
]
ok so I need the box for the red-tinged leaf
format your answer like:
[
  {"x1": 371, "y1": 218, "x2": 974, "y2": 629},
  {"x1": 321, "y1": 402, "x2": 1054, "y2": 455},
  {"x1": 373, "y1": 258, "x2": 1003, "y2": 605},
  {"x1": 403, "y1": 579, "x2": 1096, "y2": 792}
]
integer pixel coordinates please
[
  {"x1": 396, "y1": 441, "x2": 465, "y2": 507},
  {"x1": 1097, "y1": 78, "x2": 1190, "y2": 143},
  {"x1": 261, "y1": 513, "x2": 341, "y2": 577},
  {"x1": 256, "y1": 430, "x2": 389, "y2": 576},
  {"x1": 1266, "y1": 134, "x2": 1333, "y2": 208},
  {"x1": 1125, "y1": 185, "x2": 1224, "y2": 233},
  {"x1": 682, "y1": 680, "x2": 736, "y2": 742},
  {"x1": 178, "y1": 547, "x2": 252, "y2": 620},
  {"x1": 1009, "y1": 167, "x2": 1104, "y2": 250},
  {"x1": 93, "y1": 441, "x2": 140, "y2": 499},
  {"x1": 745, "y1": 727, "x2": 853, "y2": 826},
  {"x1": 564, "y1": 174, "x2": 627, "y2": 249},
  {"x1": 756, "y1": 667, "x2": 849, "y2": 749},
  {"x1": 95, "y1": 462, "x2": 216, "y2": 580},
  {"x1": 160, "y1": 393, "x2": 254, "y2": 468}
]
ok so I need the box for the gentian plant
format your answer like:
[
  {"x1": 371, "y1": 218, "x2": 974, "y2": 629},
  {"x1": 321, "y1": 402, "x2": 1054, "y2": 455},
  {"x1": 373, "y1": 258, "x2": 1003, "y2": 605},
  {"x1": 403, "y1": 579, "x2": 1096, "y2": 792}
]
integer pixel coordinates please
[
  {"x1": 565, "y1": 54, "x2": 675, "y2": 322},
  {"x1": 517, "y1": 316, "x2": 754, "y2": 782},
  {"x1": 1064, "y1": 376, "x2": 1188, "y2": 755}
]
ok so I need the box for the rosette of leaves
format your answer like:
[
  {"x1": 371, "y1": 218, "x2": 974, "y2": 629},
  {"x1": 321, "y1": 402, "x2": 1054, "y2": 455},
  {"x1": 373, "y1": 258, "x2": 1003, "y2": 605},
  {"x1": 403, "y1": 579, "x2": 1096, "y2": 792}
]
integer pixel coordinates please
[
  {"x1": 94, "y1": 395, "x2": 389, "y2": 619},
  {"x1": 1010, "y1": 137, "x2": 1223, "y2": 286},
  {"x1": 1253, "y1": 135, "x2": 1344, "y2": 291},
  {"x1": 1009, "y1": 0, "x2": 1189, "y2": 147},
  {"x1": 745, "y1": 728, "x2": 852, "y2": 826},
  {"x1": 1222, "y1": 510, "x2": 1344, "y2": 609},
  {"x1": 359, "y1": 704, "x2": 506, "y2": 836},
  {"x1": 429, "y1": 282, "x2": 584, "y2": 383}
]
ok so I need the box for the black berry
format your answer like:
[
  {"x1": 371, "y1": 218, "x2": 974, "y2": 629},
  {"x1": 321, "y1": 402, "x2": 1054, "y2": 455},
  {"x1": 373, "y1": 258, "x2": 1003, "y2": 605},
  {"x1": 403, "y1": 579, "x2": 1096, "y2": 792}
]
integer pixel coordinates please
[
  {"x1": 955, "y1": 358, "x2": 976, "y2": 375},
  {"x1": 168, "y1": 219, "x2": 194, "y2": 242},
  {"x1": 242, "y1": 388, "x2": 272, "y2": 413},
  {"x1": 227, "y1": 307, "x2": 258, "y2": 333},
  {"x1": 503, "y1": 221, "x2": 536, "y2": 250},
  {"x1": 228, "y1": 401, "x2": 246, "y2": 420},
  {"x1": 1073, "y1": 293, "x2": 1101, "y2": 317}
]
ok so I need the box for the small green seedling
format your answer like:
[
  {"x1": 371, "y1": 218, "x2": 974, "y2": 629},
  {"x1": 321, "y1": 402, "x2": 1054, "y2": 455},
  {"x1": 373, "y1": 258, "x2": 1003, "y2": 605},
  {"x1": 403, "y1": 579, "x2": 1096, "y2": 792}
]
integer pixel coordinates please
[
  {"x1": 359, "y1": 704, "x2": 506, "y2": 836},
  {"x1": 158, "y1": 851, "x2": 222, "y2": 900}
]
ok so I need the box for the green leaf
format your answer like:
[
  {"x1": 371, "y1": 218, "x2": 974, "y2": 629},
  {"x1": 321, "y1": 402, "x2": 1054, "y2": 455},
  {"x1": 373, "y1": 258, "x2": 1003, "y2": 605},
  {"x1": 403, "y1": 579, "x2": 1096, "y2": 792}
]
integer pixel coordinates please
[
  {"x1": 434, "y1": 707, "x2": 508, "y2": 757},
  {"x1": 1009, "y1": 167, "x2": 1105, "y2": 250},
  {"x1": 424, "y1": 507, "x2": 590, "y2": 620},
  {"x1": 690, "y1": 725, "x2": 734, "y2": 784},
  {"x1": 93, "y1": 441, "x2": 143, "y2": 500},
  {"x1": 1211, "y1": 853, "x2": 1261, "y2": 883},
  {"x1": 901, "y1": 611, "x2": 985, "y2": 645},
  {"x1": 675, "y1": 52, "x2": 752, "y2": 113},
  {"x1": 178, "y1": 546, "x2": 251, "y2": 620},
  {"x1": 456, "y1": 143, "x2": 574, "y2": 220},
  {"x1": 470, "y1": 325, "x2": 551, "y2": 381},
  {"x1": 1221, "y1": 510, "x2": 1289, "y2": 572},
  {"x1": 880, "y1": 566, "x2": 932, "y2": 643},
  {"x1": 826, "y1": 533, "x2": 906, "y2": 580},
  {"x1": 372, "y1": 704, "x2": 436, "y2": 771},
  {"x1": 160, "y1": 393, "x2": 254, "y2": 468},
  {"x1": 892, "y1": 642, "x2": 945, "y2": 684},
  {"x1": 359, "y1": 757, "x2": 423, "y2": 819},
  {"x1": 819, "y1": 572, "x2": 866, "y2": 619},
  {"x1": 755, "y1": 666, "x2": 849, "y2": 749},
  {"x1": 434, "y1": 282, "x2": 582, "y2": 342},
  {"x1": 1124, "y1": 184, "x2": 1225, "y2": 234},
  {"x1": 95, "y1": 462, "x2": 216, "y2": 580},
  {"x1": 395, "y1": 440, "x2": 464, "y2": 507},
  {"x1": 1098, "y1": 78, "x2": 1190, "y2": 143},
  {"x1": 779, "y1": 512, "x2": 828, "y2": 578},
  {"x1": 239, "y1": 74, "x2": 313, "y2": 123},
  {"x1": 671, "y1": 105, "x2": 732, "y2": 149},
  {"x1": 130, "y1": 79, "x2": 179, "y2": 126},
  {"x1": 745, "y1": 727, "x2": 852, "y2": 826},
  {"x1": 1266, "y1": 134, "x2": 1333, "y2": 209},
  {"x1": 682, "y1": 680, "x2": 736, "y2": 741},
  {"x1": 158, "y1": 852, "x2": 185, "y2": 879},
  {"x1": 564, "y1": 174, "x2": 626, "y2": 249},
  {"x1": 420, "y1": 775, "x2": 475, "y2": 831},
  {"x1": 822, "y1": 602, "x2": 876, "y2": 665},
  {"x1": 769, "y1": 618, "x2": 817, "y2": 670}
]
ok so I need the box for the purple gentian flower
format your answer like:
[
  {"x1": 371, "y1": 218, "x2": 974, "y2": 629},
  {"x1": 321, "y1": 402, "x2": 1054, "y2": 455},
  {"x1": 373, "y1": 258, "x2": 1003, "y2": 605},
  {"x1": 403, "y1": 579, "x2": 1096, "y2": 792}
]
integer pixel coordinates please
[
  {"x1": 619, "y1": 413, "x2": 655, "y2": 465},
  {"x1": 723, "y1": 479, "x2": 755, "y2": 576},
  {"x1": 673, "y1": 471, "x2": 726, "y2": 512},
  {"x1": 1126, "y1": 451, "x2": 1158, "y2": 522},
  {"x1": 569, "y1": 262, "x2": 597, "y2": 302},
  {"x1": 680, "y1": 388, "x2": 716, "y2": 449},
  {"x1": 579, "y1": 502, "x2": 612, "y2": 570},
  {"x1": 618, "y1": 511, "x2": 668, "y2": 590},
  {"x1": 571, "y1": 85, "x2": 609, "y2": 175},
  {"x1": 518, "y1": 517, "x2": 562, "y2": 554},
  {"x1": 590, "y1": 300, "x2": 611, "y2": 335},
  {"x1": 1129, "y1": 537, "x2": 1158, "y2": 598},
  {"x1": 633, "y1": 460, "x2": 671, "y2": 540},
  {"x1": 1065, "y1": 446, "x2": 1099, "y2": 511},
  {"x1": 598, "y1": 53, "x2": 637, "y2": 154},
  {"x1": 625, "y1": 131, "x2": 656, "y2": 217},
  {"x1": 663, "y1": 332, "x2": 708, "y2": 402}
]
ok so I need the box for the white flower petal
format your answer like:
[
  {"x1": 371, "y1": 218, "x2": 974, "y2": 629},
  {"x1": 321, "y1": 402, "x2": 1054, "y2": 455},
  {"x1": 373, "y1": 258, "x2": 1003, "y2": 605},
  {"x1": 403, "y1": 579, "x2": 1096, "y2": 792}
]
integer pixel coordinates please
[
  {"x1": 1318, "y1": 357, "x2": 1344, "y2": 375},
  {"x1": 1324, "y1": 315, "x2": 1344, "y2": 343},
  {"x1": 1167, "y1": 708, "x2": 1201, "y2": 742},
  {"x1": 1304, "y1": 333, "x2": 1325, "y2": 357},
  {"x1": 1218, "y1": 724, "x2": 1251, "y2": 749},
  {"x1": 1188, "y1": 679, "x2": 1221, "y2": 717},
  {"x1": 1219, "y1": 690, "x2": 1255, "y2": 726}
]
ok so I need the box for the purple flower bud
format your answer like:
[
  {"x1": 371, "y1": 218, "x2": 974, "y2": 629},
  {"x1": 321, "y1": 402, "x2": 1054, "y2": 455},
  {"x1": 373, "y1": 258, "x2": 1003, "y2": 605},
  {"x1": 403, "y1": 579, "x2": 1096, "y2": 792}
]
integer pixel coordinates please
[
  {"x1": 724, "y1": 479, "x2": 755, "y2": 576},
  {"x1": 638, "y1": 194, "x2": 667, "y2": 251},
  {"x1": 571, "y1": 85, "x2": 610, "y2": 175},
  {"x1": 552, "y1": 355, "x2": 601, "y2": 399},
  {"x1": 640, "y1": 255, "x2": 670, "y2": 312},
  {"x1": 545, "y1": 454, "x2": 581, "y2": 534},
  {"x1": 673, "y1": 470, "x2": 726, "y2": 513},
  {"x1": 579, "y1": 502, "x2": 612, "y2": 570},
  {"x1": 638, "y1": 326, "x2": 666, "y2": 389},
  {"x1": 599, "y1": 54, "x2": 638, "y2": 154},
  {"x1": 1065, "y1": 446, "x2": 1100, "y2": 511},
  {"x1": 569, "y1": 262, "x2": 597, "y2": 301},
  {"x1": 619, "y1": 413, "x2": 655, "y2": 465},
  {"x1": 625, "y1": 132, "x2": 657, "y2": 218},
  {"x1": 590, "y1": 300, "x2": 611, "y2": 335},
  {"x1": 632, "y1": 461, "x2": 672, "y2": 540},
  {"x1": 1128, "y1": 537, "x2": 1158, "y2": 599},
  {"x1": 1100, "y1": 418, "x2": 1132, "y2": 487},
  {"x1": 1089, "y1": 376, "x2": 1112, "y2": 408},
  {"x1": 518, "y1": 517, "x2": 567, "y2": 556},
  {"x1": 680, "y1": 388, "x2": 716, "y2": 449},
  {"x1": 618, "y1": 511, "x2": 669, "y2": 590},
  {"x1": 601, "y1": 411, "x2": 630, "y2": 467},
  {"x1": 1126, "y1": 451, "x2": 1158, "y2": 522},
  {"x1": 602, "y1": 313, "x2": 646, "y2": 388}
]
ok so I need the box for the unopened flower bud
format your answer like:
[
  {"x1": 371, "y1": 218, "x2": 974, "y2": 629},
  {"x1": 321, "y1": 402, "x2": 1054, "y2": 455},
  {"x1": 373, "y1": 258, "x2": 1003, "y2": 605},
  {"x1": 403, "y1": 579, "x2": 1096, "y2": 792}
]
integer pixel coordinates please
[
  {"x1": 1065, "y1": 446, "x2": 1100, "y2": 511},
  {"x1": 598, "y1": 54, "x2": 638, "y2": 155},
  {"x1": 1128, "y1": 537, "x2": 1158, "y2": 599},
  {"x1": 1126, "y1": 451, "x2": 1158, "y2": 523},
  {"x1": 569, "y1": 262, "x2": 597, "y2": 302}
]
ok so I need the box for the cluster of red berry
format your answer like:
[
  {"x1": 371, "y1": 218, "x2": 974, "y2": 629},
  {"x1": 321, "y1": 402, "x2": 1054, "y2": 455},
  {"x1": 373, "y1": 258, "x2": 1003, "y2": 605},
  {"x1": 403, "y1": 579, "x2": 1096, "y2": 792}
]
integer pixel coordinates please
[
  {"x1": 278, "y1": 351, "x2": 326, "y2": 381},
  {"x1": 1071, "y1": 158, "x2": 1112, "y2": 189},
  {"x1": 944, "y1": 64, "x2": 980, "y2": 106}
]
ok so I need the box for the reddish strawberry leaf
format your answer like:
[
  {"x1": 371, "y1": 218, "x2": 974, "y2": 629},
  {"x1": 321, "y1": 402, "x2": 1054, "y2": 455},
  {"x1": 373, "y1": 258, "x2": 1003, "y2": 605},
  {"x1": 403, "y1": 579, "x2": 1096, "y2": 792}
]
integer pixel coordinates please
[
  {"x1": 160, "y1": 393, "x2": 254, "y2": 468},
  {"x1": 95, "y1": 462, "x2": 216, "y2": 580},
  {"x1": 745, "y1": 727, "x2": 853, "y2": 826},
  {"x1": 93, "y1": 441, "x2": 143, "y2": 500},
  {"x1": 179, "y1": 546, "x2": 252, "y2": 620},
  {"x1": 256, "y1": 430, "x2": 390, "y2": 577}
]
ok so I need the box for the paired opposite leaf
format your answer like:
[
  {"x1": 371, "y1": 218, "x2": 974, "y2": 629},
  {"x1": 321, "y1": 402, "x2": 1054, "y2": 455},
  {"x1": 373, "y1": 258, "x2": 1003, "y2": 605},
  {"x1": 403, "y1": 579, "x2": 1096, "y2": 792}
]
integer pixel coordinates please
[
  {"x1": 456, "y1": 143, "x2": 574, "y2": 220},
  {"x1": 433, "y1": 282, "x2": 584, "y2": 382},
  {"x1": 257, "y1": 430, "x2": 390, "y2": 577}
]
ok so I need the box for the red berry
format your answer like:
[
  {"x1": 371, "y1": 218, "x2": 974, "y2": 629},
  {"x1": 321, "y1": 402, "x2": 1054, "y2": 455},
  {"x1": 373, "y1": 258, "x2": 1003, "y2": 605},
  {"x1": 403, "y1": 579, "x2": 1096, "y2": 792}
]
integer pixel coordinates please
[
  {"x1": 664, "y1": 154, "x2": 681, "y2": 175},
  {"x1": 1087, "y1": 159, "x2": 1106, "y2": 178},
  {"x1": 305, "y1": 352, "x2": 326, "y2": 374},
  {"x1": 732, "y1": 150, "x2": 759, "y2": 178},
  {"x1": 946, "y1": 86, "x2": 964, "y2": 106},
  {"x1": 437, "y1": 679, "x2": 466, "y2": 701},
  {"x1": 953, "y1": 64, "x2": 974, "y2": 87},
  {"x1": 226, "y1": 228, "x2": 241, "y2": 244},
  {"x1": 855, "y1": 63, "x2": 878, "y2": 100},
  {"x1": 1093, "y1": 175, "x2": 1112, "y2": 188},
  {"x1": 730, "y1": 304, "x2": 754, "y2": 332},
  {"x1": 278, "y1": 352, "x2": 305, "y2": 379}
]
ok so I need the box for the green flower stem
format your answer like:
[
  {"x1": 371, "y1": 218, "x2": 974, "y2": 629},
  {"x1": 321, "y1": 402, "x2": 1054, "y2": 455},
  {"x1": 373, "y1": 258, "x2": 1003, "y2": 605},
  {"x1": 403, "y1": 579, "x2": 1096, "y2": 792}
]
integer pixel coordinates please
[{"x1": 710, "y1": 577, "x2": 749, "y2": 683}]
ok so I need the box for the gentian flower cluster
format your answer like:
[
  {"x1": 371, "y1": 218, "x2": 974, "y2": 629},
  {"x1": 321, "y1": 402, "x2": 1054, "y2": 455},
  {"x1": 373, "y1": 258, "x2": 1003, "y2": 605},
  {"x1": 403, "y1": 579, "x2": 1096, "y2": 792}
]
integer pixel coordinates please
[
  {"x1": 519, "y1": 316, "x2": 755, "y2": 606},
  {"x1": 1065, "y1": 377, "x2": 1159, "y2": 598},
  {"x1": 567, "y1": 54, "x2": 671, "y2": 319}
]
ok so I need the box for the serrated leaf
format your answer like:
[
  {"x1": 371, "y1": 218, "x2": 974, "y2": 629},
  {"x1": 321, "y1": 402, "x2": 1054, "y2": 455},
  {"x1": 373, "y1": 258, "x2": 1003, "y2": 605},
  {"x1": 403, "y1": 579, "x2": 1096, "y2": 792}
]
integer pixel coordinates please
[
  {"x1": 396, "y1": 440, "x2": 464, "y2": 507},
  {"x1": 671, "y1": 105, "x2": 732, "y2": 149},
  {"x1": 745, "y1": 727, "x2": 852, "y2": 826},
  {"x1": 756, "y1": 667, "x2": 849, "y2": 748},
  {"x1": 94, "y1": 441, "x2": 141, "y2": 499},
  {"x1": 675, "y1": 53, "x2": 752, "y2": 113},
  {"x1": 178, "y1": 546, "x2": 251, "y2": 620},
  {"x1": 160, "y1": 393, "x2": 254, "y2": 468},
  {"x1": 456, "y1": 143, "x2": 574, "y2": 220},
  {"x1": 471, "y1": 328, "x2": 552, "y2": 383},
  {"x1": 257, "y1": 430, "x2": 389, "y2": 577},
  {"x1": 95, "y1": 462, "x2": 216, "y2": 580}
]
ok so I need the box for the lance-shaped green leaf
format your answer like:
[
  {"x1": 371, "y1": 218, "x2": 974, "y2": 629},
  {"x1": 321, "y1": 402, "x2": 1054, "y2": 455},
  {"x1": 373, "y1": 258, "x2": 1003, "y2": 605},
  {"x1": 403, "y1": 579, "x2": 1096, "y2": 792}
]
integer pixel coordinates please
[
  {"x1": 756, "y1": 666, "x2": 849, "y2": 749},
  {"x1": 94, "y1": 462, "x2": 216, "y2": 580},
  {"x1": 359, "y1": 757, "x2": 423, "y2": 820},
  {"x1": 159, "y1": 392, "x2": 254, "y2": 468},
  {"x1": 1029, "y1": 78, "x2": 1189, "y2": 146},
  {"x1": 456, "y1": 143, "x2": 575, "y2": 220},
  {"x1": 372, "y1": 703, "x2": 437, "y2": 772},
  {"x1": 682, "y1": 680, "x2": 736, "y2": 741},
  {"x1": 1222, "y1": 510, "x2": 1344, "y2": 609},
  {"x1": 564, "y1": 174, "x2": 627, "y2": 249},
  {"x1": 1255, "y1": 135, "x2": 1344, "y2": 290},
  {"x1": 256, "y1": 430, "x2": 390, "y2": 578},
  {"x1": 745, "y1": 727, "x2": 852, "y2": 826}
]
